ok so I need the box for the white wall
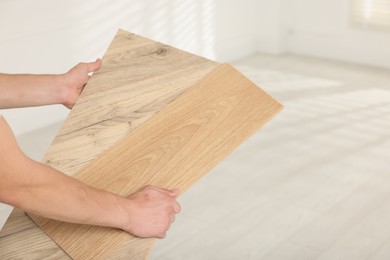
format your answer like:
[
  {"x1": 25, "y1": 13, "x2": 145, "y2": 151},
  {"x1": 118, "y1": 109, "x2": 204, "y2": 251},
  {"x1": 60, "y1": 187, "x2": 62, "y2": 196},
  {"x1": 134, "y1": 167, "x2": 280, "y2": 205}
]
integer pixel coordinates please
[
  {"x1": 264, "y1": 0, "x2": 390, "y2": 69},
  {"x1": 256, "y1": 0, "x2": 287, "y2": 54},
  {"x1": 3, "y1": 0, "x2": 389, "y2": 136},
  {"x1": 0, "y1": 0, "x2": 262, "y2": 136}
]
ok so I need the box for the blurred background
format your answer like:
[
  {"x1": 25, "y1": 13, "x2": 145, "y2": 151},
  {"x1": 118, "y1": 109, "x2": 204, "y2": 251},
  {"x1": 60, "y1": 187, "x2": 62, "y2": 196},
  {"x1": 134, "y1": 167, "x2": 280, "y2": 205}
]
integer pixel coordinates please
[
  {"x1": 1, "y1": 1, "x2": 390, "y2": 259},
  {"x1": 1, "y1": 0, "x2": 389, "y2": 135}
]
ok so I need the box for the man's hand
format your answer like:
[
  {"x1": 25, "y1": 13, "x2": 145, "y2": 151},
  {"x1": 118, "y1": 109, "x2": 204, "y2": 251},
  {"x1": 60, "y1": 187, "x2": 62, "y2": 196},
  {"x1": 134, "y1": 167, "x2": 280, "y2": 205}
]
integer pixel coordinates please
[
  {"x1": 60, "y1": 59, "x2": 102, "y2": 109},
  {"x1": 121, "y1": 186, "x2": 181, "y2": 238},
  {"x1": 0, "y1": 59, "x2": 101, "y2": 109}
]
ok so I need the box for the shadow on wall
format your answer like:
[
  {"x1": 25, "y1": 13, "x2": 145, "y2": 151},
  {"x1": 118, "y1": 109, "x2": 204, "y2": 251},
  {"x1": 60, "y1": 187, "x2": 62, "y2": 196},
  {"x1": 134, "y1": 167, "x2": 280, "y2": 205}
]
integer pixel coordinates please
[
  {"x1": 0, "y1": 0, "x2": 221, "y2": 136},
  {"x1": 64, "y1": 0, "x2": 218, "y2": 65},
  {"x1": 0, "y1": 0, "x2": 217, "y2": 74}
]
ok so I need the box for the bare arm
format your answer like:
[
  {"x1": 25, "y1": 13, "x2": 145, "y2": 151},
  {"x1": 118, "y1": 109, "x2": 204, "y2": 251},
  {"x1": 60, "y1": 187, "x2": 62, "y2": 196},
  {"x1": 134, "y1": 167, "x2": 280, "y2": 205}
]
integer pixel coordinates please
[
  {"x1": 0, "y1": 59, "x2": 101, "y2": 109},
  {"x1": 0, "y1": 60, "x2": 181, "y2": 238},
  {"x1": 0, "y1": 115, "x2": 180, "y2": 238},
  {"x1": 0, "y1": 115, "x2": 128, "y2": 227}
]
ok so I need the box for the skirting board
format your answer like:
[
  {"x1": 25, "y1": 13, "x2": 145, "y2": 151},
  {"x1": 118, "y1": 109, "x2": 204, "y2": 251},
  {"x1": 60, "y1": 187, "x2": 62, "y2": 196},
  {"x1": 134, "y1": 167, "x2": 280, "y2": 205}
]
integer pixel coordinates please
[{"x1": 29, "y1": 30, "x2": 283, "y2": 259}]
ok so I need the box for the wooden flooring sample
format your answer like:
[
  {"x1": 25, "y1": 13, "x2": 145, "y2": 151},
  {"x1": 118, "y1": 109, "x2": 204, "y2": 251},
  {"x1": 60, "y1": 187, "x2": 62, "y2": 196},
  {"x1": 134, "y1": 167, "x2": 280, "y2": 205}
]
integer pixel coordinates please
[
  {"x1": 31, "y1": 63, "x2": 282, "y2": 259},
  {"x1": 42, "y1": 29, "x2": 219, "y2": 176},
  {"x1": 0, "y1": 209, "x2": 69, "y2": 260},
  {"x1": 31, "y1": 30, "x2": 281, "y2": 259},
  {"x1": 0, "y1": 29, "x2": 218, "y2": 260}
]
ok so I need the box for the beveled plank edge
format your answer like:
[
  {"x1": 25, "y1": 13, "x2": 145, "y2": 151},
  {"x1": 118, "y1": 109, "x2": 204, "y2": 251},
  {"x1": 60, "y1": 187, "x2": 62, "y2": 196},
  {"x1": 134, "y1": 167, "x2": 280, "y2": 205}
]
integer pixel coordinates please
[
  {"x1": 0, "y1": 208, "x2": 35, "y2": 238},
  {"x1": 69, "y1": 64, "x2": 283, "y2": 255},
  {"x1": 53, "y1": 28, "x2": 218, "y2": 139},
  {"x1": 42, "y1": 28, "x2": 220, "y2": 177},
  {"x1": 0, "y1": 223, "x2": 71, "y2": 260},
  {"x1": 2, "y1": 29, "x2": 222, "y2": 259}
]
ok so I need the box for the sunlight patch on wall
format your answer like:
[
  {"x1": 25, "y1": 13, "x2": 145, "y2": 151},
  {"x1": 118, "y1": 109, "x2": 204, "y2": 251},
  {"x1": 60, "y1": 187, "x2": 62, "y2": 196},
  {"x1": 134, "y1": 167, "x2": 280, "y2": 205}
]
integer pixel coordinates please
[
  {"x1": 351, "y1": 0, "x2": 390, "y2": 32},
  {"x1": 69, "y1": 0, "x2": 216, "y2": 61}
]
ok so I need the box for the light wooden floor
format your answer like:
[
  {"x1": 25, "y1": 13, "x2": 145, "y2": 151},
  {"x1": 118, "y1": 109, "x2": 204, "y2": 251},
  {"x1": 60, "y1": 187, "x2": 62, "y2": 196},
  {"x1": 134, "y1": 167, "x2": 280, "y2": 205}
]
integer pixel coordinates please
[{"x1": 3, "y1": 53, "x2": 390, "y2": 259}]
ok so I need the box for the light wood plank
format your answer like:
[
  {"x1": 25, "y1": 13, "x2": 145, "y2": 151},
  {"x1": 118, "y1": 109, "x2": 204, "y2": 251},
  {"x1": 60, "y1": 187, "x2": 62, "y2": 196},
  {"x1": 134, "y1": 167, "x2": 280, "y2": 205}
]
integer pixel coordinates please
[
  {"x1": 31, "y1": 64, "x2": 282, "y2": 259},
  {"x1": 2, "y1": 29, "x2": 218, "y2": 259},
  {"x1": 263, "y1": 169, "x2": 390, "y2": 260},
  {"x1": 43, "y1": 29, "x2": 219, "y2": 176},
  {"x1": 315, "y1": 191, "x2": 390, "y2": 260},
  {"x1": 0, "y1": 219, "x2": 70, "y2": 260},
  {"x1": 0, "y1": 208, "x2": 34, "y2": 239},
  {"x1": 369, "y1": 238, "x2": 390, "y2": 260}
]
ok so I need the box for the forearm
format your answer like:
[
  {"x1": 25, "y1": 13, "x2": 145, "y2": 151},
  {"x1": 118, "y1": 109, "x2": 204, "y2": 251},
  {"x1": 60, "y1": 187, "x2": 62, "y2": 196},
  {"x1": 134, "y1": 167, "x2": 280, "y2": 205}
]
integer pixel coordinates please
[
  {"x1": 1, "y1": 154, "x2": 128, "y2": 229},
  {"x1": 0, "y1": 59, "x2": 101, "y2": 109},
  {"x1": 1, "y1": 152, "x2": 180, "y2": 238},
  {"x1": 0, "y1": 73, "x2": 66, "y2": 108},
  {"x1": 0, "y1": 115, "x2": 127, "y2": 229}
]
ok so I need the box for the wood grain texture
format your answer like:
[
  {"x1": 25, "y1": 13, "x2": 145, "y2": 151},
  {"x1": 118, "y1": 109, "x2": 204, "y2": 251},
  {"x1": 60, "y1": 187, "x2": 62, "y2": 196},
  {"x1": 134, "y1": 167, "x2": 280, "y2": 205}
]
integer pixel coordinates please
[
  {"x1": 0, "y1": 208, "x2": 34, "y2": 239},
  {"x1": 31, "y1": 63, "x2": 282, "y2": 259},
  {"x1": 0, "y1": 209, "x2": 70, "y2": 259},
  {"x1": 1, "y1": 29, "x2": 218, "y2": 259},
  {"x1": 44, "y1": 29, "x2": 219, "y2": 176},
  {"x1": 0, "y1": 227, "x2": 70, "y2": 260}
]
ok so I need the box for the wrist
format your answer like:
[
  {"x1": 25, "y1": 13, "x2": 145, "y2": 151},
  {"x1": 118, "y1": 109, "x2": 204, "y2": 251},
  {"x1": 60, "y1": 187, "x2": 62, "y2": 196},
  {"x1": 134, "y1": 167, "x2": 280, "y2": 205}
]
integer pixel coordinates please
[
  {"x1": 111, "y1": 195, "x2": 133, "y2": 231},
  {"x1": 52, "y1": 74, "x2": 69, "y2": 106}
]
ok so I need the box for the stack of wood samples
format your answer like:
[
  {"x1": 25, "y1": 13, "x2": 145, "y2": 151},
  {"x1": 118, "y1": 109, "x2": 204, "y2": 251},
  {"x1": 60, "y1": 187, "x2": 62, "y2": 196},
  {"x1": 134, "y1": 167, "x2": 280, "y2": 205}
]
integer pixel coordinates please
[{"x1": 28, "y1": 29, "x2": 283, "y2": 259}]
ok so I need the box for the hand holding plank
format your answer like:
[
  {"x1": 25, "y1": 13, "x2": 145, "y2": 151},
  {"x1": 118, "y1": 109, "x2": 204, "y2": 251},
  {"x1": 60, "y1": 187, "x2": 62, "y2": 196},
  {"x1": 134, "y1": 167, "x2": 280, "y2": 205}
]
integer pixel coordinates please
[
  {"x1": 121, "y1": 186, "x2": 181, "y2": 238},
  {"x1": 60, "y1": 59, "x2": 102, "y2": 109}
]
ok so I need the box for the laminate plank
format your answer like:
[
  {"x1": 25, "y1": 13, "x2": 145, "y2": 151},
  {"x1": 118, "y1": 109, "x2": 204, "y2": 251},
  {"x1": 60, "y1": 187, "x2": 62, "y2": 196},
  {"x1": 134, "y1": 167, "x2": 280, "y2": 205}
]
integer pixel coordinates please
[
  {"x1": 369, "y1": 238, "x2": 390, "y2": 260},
  {"x1": 2, "y1": 29, "x2": 219, "y2": 259},
  {"x1": 43, "y1": 29, "x2": 219, "y2": 176},
  {"x1": 0, "y1": 222, "x2": 70, "y2": 260},
  {"x1": 0, "y1": 208, "x2": 35, "y2": 238},
  {"x1": 263, "y1": 169, "x2": 390, "y2": 260},
  {"x1": 315, "y1": 194, "x2": 390, "y2": 260},
  {"x1": 0, "y1": 209, "x2": 70, "y2": 259},
  {"x1": 31, "y1": 63, "x2": 282, "y2": 259},
  {"x1": 216, "y1": 206, "x2": 317, "y2": 260}
]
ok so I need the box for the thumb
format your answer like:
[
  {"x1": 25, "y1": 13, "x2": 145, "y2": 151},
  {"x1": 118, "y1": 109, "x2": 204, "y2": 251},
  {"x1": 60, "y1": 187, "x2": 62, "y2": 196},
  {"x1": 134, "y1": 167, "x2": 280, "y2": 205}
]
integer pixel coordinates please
[
  {"x1": 87, "y1": 58, "x2": 102, "y2": 73},
  {"x1": 170, "y1": 188, "x2": 180, "y2": 197}
]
